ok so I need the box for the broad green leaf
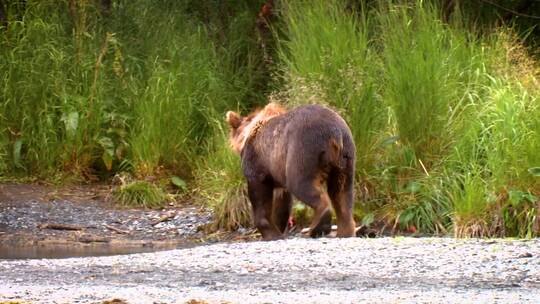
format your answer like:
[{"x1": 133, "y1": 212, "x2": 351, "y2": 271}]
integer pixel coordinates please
[
  {"x1": 508, "y1": 190, "x2": 525, "y2": 207},
  {"x1": 171, "y1": 176, "x2": 187, "y2": 191},
  {"x1": 528, "y1": 167, "x2": 540, "y2": 177},
  {"x1": 523, "y1": 193, "x2": 538, "y2": 204},
  {"x1": 398, "y1": 209, "x2": 415, "y2": 224},
  {"x1": 508, "y1": 190, "x2": 537, "y2": 206},
  {"x1": 98, "y1": 137, "x2": 115, "y2": 171},
  {"x1": 380, "y1": 135, "x2": 400, "y2": 147},
  {"x1": 13, "y1": 139, "x2": 23, "y2": 169},
  {"x1": 102, "y1": 151, "x2": 113, "y2": 171},
  {"x1": 98, "y1": 136, "x2": 114, "y2": 150},
  {"x1": 62, "y1": 111, "x2": 79, "y2": 139},
  {"x1": 404, "y1": 181, "x2": 421, "y2": 193},
  {"x1": 361, "y1": 212, "x2": 375, "y2": 227}
]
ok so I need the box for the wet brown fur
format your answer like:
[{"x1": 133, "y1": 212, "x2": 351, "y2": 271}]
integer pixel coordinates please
[{"x1": 226, "y1": 103, "x2": 356, "y2": 240}]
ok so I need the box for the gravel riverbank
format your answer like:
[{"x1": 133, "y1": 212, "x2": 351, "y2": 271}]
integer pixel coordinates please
[{"x1": 1, "y1": 237, "x2": 539, "y2": 303}]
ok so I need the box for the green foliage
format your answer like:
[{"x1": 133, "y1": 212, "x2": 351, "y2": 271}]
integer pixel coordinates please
[
  {"x1": 278, "y1": 0, "x2": 384, "y2": 176},
  {"x1": 194, "y1": 126, "x2": 252, "y2": 231},
  {"x1": 447, "y1": 168, "x2": 491, "y2": 237},
  {"x1": 292, "y1": 203, "x2": 313, "y2": 228},
  {"x1": 0, "y1": 0, "x2": 259, "y2": 178},
  {"x1": 399, "y1": 179, "x2": 452, "y2": 234},
  {"x1": 484, "y1": 81, "x2": 540, "y2": 191},
  {"x1": 113, "y1": 180, "x2": 167, "y2": 209},
  {"x1": 447, "y1": 76, "x2": 540, "y2": 237},
  {"x1": 1, "y1": 1, "x2": 106, "y2": 177},
  {"x1": 171, "y1": 176, "x2": 187, "y2": 192},
  {"x1": 502, "y1": 190, "x2": 538, "y2": 238},
  {"x1": 276, "y1": 0, "x2": 534, "y2": 238},
  {"x1": 379, "y1": 1, "x2": 485, "y2": 162}
]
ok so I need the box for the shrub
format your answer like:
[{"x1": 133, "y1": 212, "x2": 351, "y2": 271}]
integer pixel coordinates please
[
  {"x1": 194, "y1": 126, "x2": 252, "y2": 231},
  {"x1": 113, "y1": 180, "x2": 167, "y2": 209}
]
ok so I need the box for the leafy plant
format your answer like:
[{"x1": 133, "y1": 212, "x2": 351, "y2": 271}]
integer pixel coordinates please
[
  {"x1": 501, "y1": 190, "x2": 538, "y2": 238},
  {"x1": 171, "y1": 176, "x2": 187, "y2": 192}
]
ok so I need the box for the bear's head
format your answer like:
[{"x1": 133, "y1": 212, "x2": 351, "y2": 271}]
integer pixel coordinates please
[{"x1": 226, "y1": 102, "x2": 286, "y2": 153}]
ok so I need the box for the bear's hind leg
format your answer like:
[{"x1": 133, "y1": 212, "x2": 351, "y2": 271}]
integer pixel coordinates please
[
  {"x1": 272, "y1": 189, "x2": 293, "y2": 234},
  {"x1": 290, "y1": 178, "x2": 332, "y2": 238},
  {"x1": 328, "y1": 168, "x2": 356, "y2": 237},
  {"x1": 247, "y1": 180, "x2": 283, "y2": 241}
]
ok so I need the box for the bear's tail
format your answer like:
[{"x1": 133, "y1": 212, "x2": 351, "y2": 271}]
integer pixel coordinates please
[{"x1": 321, "y1": 135, "x2": 344, "y2": 169}]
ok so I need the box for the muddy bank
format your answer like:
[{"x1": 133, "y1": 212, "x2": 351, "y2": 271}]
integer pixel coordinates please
[{"x1": 0, "y1": 183, "x2": 214, "y2": 258}]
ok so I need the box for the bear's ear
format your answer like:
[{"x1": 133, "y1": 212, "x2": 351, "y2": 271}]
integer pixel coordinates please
[{"x1": 226, "y1": 111, "x2": 242, "y2": 129}]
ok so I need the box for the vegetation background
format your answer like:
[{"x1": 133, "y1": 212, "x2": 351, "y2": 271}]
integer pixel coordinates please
[{"x1": 1, "y1": 0, "x2": 539, "y2": 238}]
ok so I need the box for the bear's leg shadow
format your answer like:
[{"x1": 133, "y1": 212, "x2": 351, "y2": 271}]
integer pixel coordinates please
[{"x1": 247, "y1": 180, "x2": 283, "y2": 241}]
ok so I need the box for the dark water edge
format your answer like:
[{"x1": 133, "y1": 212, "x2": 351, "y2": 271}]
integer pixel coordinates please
[{"x1": 0, "y1": 241, "x2": 202, "y2": 260}]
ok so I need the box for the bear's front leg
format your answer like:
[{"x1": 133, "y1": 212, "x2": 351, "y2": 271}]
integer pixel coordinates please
[{"x1": 247, "y1": 180, "x2": 283, "y2": 241}]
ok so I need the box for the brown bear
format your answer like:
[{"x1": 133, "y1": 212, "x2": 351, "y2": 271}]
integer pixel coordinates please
[{"x1": 226, "y1": 103, "x2": 356, "y2": 240}]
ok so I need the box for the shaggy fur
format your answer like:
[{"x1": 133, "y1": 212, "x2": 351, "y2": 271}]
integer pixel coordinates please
[{"x1": 226, "y1": 103, "x2": 356, "y2": 240}]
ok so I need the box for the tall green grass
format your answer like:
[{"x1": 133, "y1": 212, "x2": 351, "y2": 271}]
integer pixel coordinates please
[
  {"x1": 447, "y1": 167, "x2": 491, "y2": 237},
  {"x1": 0, "y1": 1, "x2": 259, "y2": 180},
  {"x1": 125, "y1": 1, "x2": 267, "y2": 179},
  {"x1": 276, "y1": 0, "x2": 538, "y2": 237},
  {"x1": 448, "y1": 75, "x2": 540, "y2": 237},
  {"x1": 372, "y1": 1, "x2": 491, "y2": 234},
  {"x1": 379, "y1": 1, "x2": 487, "y2": 163},
  {"x1": 129, "y1": 21, "x2": 226, "y2": 177},
  {"x1": 277, "y1": 0, "x2": 384, "y2": 176},
  {"x1": 194, "y1": 124, "x2": 253, "y2": 231},
  {"x1": 0, "y1": 1, "x2": 109, "y2": 178}
]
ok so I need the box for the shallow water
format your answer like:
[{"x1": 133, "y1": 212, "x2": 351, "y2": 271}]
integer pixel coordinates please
[{"x1": 0, "y1": 243, "x2": 186, "y2": 259}]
